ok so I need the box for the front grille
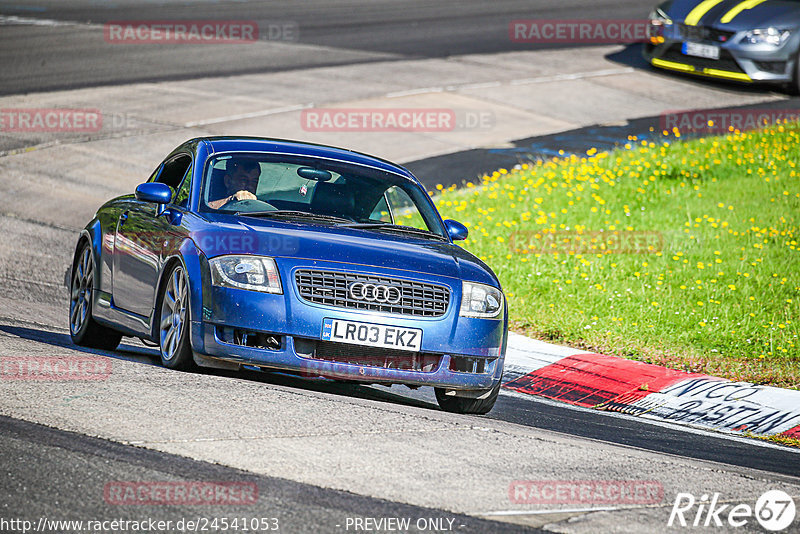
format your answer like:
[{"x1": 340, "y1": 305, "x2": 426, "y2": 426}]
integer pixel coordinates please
[
  {"x1": 679, "y1": 24, "x2": 735, "y2": 43},
  {"x1": 661, "y1": 43, "x2": 743, "y2": 73},
  {"x1": 313, "y1": 340, "x2": 441, "y2": 372},
  {"x1": 295, "y1": 269, "x2": 450, "y2": 317}
]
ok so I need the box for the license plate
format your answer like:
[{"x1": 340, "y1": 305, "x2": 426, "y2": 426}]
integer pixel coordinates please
[
  {"x1": 321, "y1": 318, "x2": 422, "y2": 352},
  {"x1": 682, "y1": 42, "x2": 719, "y2": 60}
]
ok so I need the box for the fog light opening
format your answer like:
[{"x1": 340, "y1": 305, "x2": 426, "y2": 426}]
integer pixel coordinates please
[
  {"x1": 449, "y1": 355, "x2": 494, "y2": 374},
  {"x1": 218, "y1": 326, "x2": 283, "y2": 350}
]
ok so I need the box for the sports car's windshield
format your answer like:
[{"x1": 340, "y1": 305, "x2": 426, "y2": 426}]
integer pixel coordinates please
[{"x1": 201, "y1": 153, "x2": 446, "y2": 238}]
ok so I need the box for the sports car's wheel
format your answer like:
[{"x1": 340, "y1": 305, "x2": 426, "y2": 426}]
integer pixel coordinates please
[
  {"x1": 158, "y1": 263, "x2": 194, "y2": 370},
  {"x1": 792, "y1": 52, "x2": 800, "y2": 95},
  {"x1": 435, "y1": 377, "x2": 502, "y2": 415},
  {"x1": 69, "y1": 244, "x2": 122, "y2": 350}
]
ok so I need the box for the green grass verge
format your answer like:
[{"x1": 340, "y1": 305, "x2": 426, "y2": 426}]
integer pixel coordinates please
[{"x1": 433, "y1": 123, "x2": 799, "y2": 388}]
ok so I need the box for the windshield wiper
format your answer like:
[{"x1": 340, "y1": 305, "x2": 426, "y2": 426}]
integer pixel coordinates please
[
  {"x1": 340, "y1": 222, "x2": 447, "y2": 240},
  {"x1": 236, "y1": 210, "x2": 352, "y2": 224}
]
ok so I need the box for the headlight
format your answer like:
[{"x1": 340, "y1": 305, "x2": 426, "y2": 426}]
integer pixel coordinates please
[
  {"x1": 209, "y1": 255, "x2": 282, "y2": 293},
  {"x1": 742, "y1": 28, "x2": 791, "y2": 47},
  {"x1": 460, "y1": 281, "x2": 504, "y2": 319},
  {"x1": 648, "y1": 8, "x2": 672, "y2": 44}
]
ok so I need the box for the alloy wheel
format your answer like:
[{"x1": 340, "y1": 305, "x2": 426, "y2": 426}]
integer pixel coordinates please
[
  {"x1": 69, "y1": 247, "x2": 93, "y2": 334},
  {"x1": 160, "y1": 266, "x2": 187, "y2": 361}
]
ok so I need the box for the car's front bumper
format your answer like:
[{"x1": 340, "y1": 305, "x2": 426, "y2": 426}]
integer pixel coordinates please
[
  {"x1": 190, "y1": 259, "x2": 506, "y2": 391},
  {"x1": 644, "y1": 25, "x2": 797, "y2": 84}
]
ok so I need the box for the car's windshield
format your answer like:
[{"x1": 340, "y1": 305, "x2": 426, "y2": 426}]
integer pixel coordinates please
[{"x1": 201, "y1": 153, "x2": 446, "y2": 238}]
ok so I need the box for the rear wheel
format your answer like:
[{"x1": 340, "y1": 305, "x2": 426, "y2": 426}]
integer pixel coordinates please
[
  {"x1": 435, "y1": 378, "x2": 502, "y2": 415},
  {"x1": 158, "y1": 263, "x2": 194, "y2": 370},
  {"x1": 69, "y1": 244, "x2": 122, "y2": 350}
]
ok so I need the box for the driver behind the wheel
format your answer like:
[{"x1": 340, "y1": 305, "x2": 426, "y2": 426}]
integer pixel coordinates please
[{"x1": 207, "y1": 159, "x2": 261, "y2": 209}]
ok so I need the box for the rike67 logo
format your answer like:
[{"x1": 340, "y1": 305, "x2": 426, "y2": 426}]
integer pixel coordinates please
[{"x1": 668, "y1": 490, "x2": 796, "y2": 531}]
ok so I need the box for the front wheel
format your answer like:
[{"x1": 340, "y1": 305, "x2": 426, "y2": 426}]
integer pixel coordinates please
[
  {"x1": 158, "y1": 263, "x2": 194, "y2": 370},
  {"x1": 69, "y1": 244, "x2": 122, "y2": 350},
  {"x1": 790, "y1": 52, "x2": 800, "y2": 95},
  {"x1": 435, "y1": 378, "x2": 502, "y2": 415}
]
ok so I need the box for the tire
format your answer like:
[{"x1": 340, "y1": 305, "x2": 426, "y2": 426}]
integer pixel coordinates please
[
  {"x1": 69, "y1": 243, "x2": 122, "y2": 350},
  {"x1": 435, "y1": 377, "x2": 502, "y2": 415},
  {"x1": 158, "y1": 263, "x2": 194, "y2": 370},
  {"x1": 792, "y1": 53, "x2": 800, "y2": 96}
]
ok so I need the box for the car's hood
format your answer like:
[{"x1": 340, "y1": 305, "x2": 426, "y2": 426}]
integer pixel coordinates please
[
  {"x1": 192, "y1": 215, "x2": 499, "y2": 287},
  {"x1": 666, "y1": 0, "x2": 800, "y2": 30}
]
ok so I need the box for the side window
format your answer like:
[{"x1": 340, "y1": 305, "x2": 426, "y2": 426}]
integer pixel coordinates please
[
  {"x1": 173, "y1": 164, "x2": 193, "y2": 208},
  {"x1": 147, "y1": 164, "x2": 162, "y2": 183},
  {"x1": 156, "y1": 155, "x2": 192, "y2": 192},
  {"x1": 384, "y1": 186, "x2": 429, "y2": 231},
  {"x1": 369, "y1": 194, "x2": 393, "y2": 223}
]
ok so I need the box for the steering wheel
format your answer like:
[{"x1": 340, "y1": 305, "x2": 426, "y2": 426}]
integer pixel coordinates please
[{"x1": 225, "y1": 198, "x2": 277, "y2": 211}]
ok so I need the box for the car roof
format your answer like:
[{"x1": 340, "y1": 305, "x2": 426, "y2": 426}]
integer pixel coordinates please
[{"x1": 197, "y1": 136, "x2": 416, "y2": 180}]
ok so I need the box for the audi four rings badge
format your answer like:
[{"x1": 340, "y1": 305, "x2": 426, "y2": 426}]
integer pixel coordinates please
[{"x1": 349, "y1": 282, "x2": 402, "y2": 304}]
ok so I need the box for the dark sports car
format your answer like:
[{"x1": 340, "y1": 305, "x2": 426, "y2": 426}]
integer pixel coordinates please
[
  {"x1": 67, "y1": 137, "x2": 507, "y2": 414},
  {"x1": 645, "y1": 0, "x2": 800, "y2": 91}
]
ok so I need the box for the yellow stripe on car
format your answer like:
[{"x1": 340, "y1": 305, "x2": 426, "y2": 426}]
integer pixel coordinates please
[
  {"x1": 652, "y1": 58, "x2": 696, "y2": 72},
  {"x1": 720, "y1": 0, "x2": 768, "y2": 23},
  {"x1": 651, "y1": 58, "x2": 753, "y2": 82},
  {"x1": 684, "y1": 0, "x2": 724, "y2": 26},
  {"x1": 702, "y1": 68, "x2": 752, "y2": 81}
]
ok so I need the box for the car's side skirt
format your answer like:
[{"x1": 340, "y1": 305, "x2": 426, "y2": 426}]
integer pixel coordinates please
[{"x1": 92, "y1": 290, "x2": 153, "y2": 340}]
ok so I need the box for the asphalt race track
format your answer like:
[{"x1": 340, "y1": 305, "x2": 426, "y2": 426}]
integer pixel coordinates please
[
  {"x1": 0, "y1": 416, "x2": 533, "y2": 534},
  {"x1": 1, "y1": 1, "x2": 799, "y2": 532},
  {"x1": 0, "y1": 0, "x2": 648, "y2": 95}
]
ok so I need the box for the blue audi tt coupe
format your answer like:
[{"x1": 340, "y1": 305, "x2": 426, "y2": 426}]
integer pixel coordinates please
[{"x1": 68, "y1": 137, "x2": 507, "y2": 414}]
